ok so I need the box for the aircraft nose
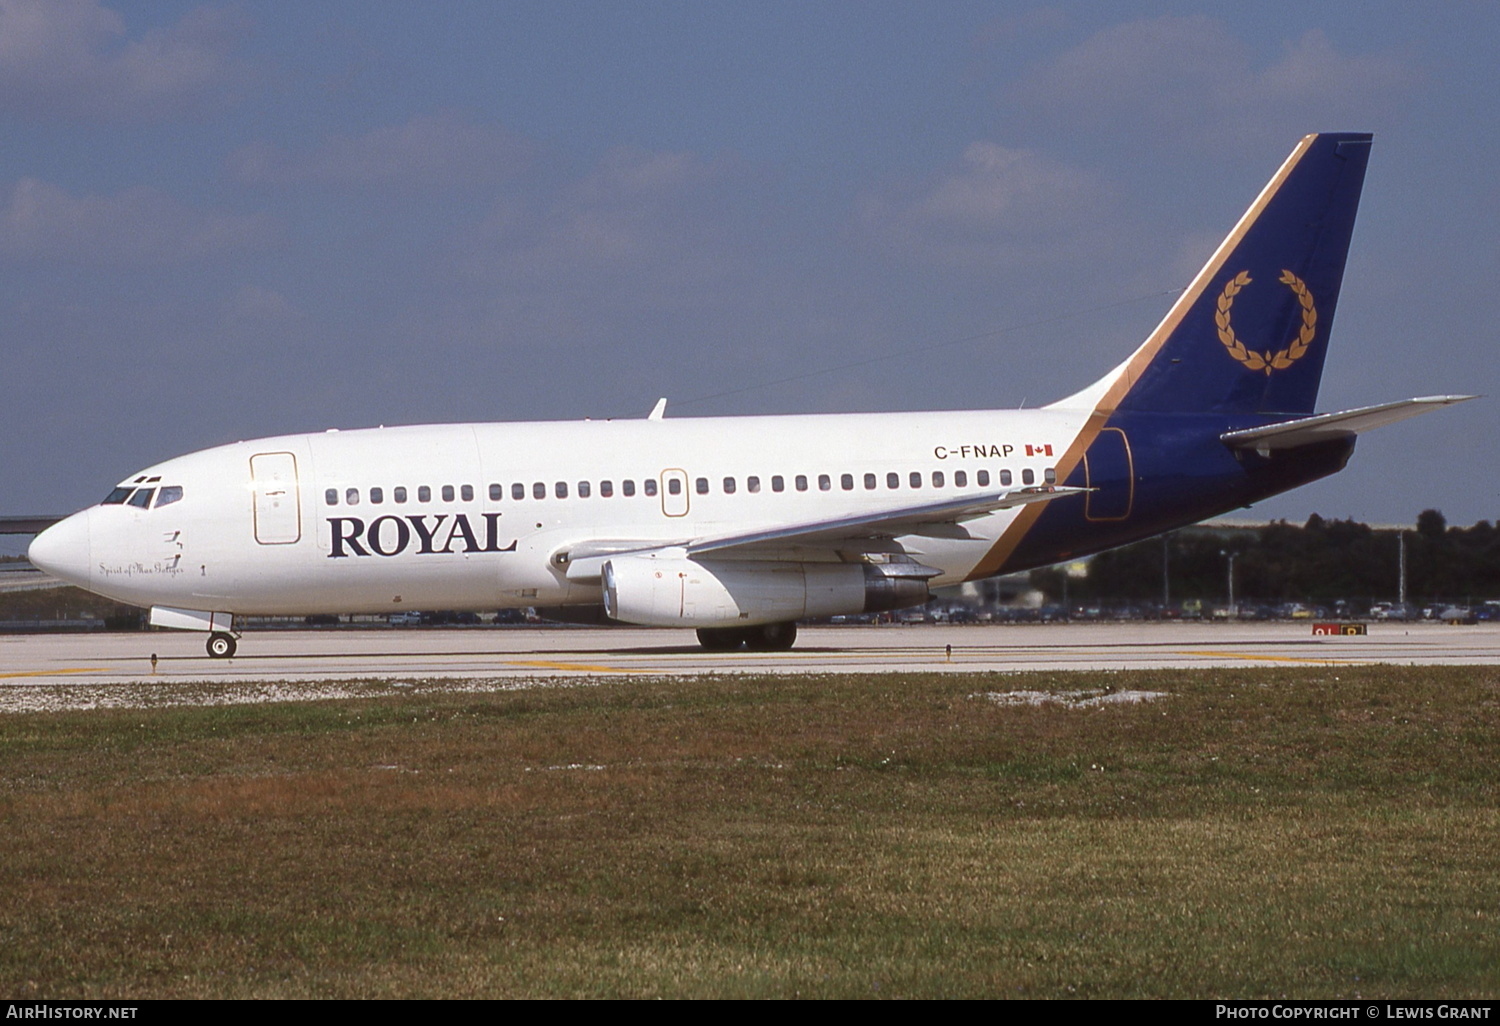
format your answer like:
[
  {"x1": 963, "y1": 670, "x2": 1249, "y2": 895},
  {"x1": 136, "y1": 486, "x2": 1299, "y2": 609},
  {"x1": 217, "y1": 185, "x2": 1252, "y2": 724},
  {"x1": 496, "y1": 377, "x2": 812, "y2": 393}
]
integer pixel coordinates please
[{"x1": 29, "y1": 510, "x2": 91, "y2": 588}]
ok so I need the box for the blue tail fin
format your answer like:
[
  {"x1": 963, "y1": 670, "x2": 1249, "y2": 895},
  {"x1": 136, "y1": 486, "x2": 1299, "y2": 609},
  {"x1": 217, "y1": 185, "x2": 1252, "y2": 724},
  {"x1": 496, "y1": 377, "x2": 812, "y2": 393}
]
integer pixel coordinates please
[{"x1": 1086, "y1": 133, "x2": 1372, "y2": 416}]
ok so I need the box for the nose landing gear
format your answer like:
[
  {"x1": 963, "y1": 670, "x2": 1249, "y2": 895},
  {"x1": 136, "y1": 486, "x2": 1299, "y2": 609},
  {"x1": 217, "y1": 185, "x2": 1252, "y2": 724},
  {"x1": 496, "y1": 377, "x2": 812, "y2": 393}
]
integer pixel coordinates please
[{"x1": 206, "y1": 632, "x2": 238, "y2": 659}]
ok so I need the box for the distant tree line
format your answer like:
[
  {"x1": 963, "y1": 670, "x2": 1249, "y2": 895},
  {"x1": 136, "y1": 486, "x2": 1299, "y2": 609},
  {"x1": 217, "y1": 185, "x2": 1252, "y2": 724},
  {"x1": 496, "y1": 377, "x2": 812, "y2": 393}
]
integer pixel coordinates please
[{"x1": 1030, "y1": 510, "x2": 1499, "y2": 609}]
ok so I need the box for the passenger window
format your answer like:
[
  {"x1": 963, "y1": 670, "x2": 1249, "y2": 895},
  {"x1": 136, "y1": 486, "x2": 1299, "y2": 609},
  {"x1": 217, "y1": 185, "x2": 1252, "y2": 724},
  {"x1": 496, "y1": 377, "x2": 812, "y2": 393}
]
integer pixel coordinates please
[
  {"x1": 695, "y1": 477, "x2": 709, "y2": 495},
  {"x1": 578, "y1": 481, "x2": 591, "y2": 498},
  {"x1": 932, "y1": 471, "x2": 944, "y2": 488},
  {"x1": 910, "y1": 471, "x2": 921, "y2": 488},
  {"x1": 747, "y1": 476, "x2": 760, "y2": 493},
  {"x1": 512, "y1": 483, "x2": 525, "y2": 500},
  {"x1": 668, "y1": 478, "x2": 681, "y2": 495},
  {"x1": 772, "y1": 475, "x2": 784, "y2": 493},
  {"x1": 864, "y1": 473, "x2": 876, "y2": 490},
  {"x1": 103, "y1": 487, "x2": 133, "y2": 505},
  {"x1": 954, "y1": 471, "x2": 967, "y2": 487},
  {"x1": 128, "y1": 488, "x2": 155, "y2": 509},
  {"x1": 533, "y1": 482, "x2": 545, "y2": 499},
  {"x1": 644, "y1": 479, "x2": 658, "y2": 497},
  {"x1": 795, "y1": 475, "x2": 808, "y2": 492},
  {"x1": 999, "y1": 470, "x2": 1012, "y2": 486},
  {"x1": 600, "y1": 480, "x2": 613, "y2": 497},
  {"x1": 1044, "y1": 468, "x2": 1057, "y2": 484},
  {"x1": 346, "y1": 488, "x2": 360, "y2": 506},
  {"x1": 461, "y1": 484, "x2": 474, "y2": 502},
  {"x1": 623, "y1": 479, "x2": 636, "y2": 497},
  {"x1": 977, "y1": 470, "x2": 990, "y2": 487},
  {"x1": 442, "y1": 485, "x2": 455, "y2": 502},
  {"x1": 555, "y1": 481, "x2": 568, "y2": 499},
  {"x1": 819, "y1": 474, "x2": 831, "y2": 491},
  {"x1": 324, "y1": 489, "x2": 338, "y2": 506},
  {"x1": 1022, "y1": 469, "x2": 1035, "y2": 485},
  {"x1": 419, "y1": 486, "x2": 432, "y2": 502},
  {"x1": 395, "y1": 486, "x2": 408, "y2": 503},
  {"x1": 370, "y1": 487, "x2": 383, "y2": 504},
  {"x1": 489, "y1": 484, "x2": 502, "y2": 501},
  {"x1": 887, "y1": 472, "x2": 899, "y2": 490},
  {"x1": 723, "y1": 477, "x2": 736, "y2": 494},
  {"x1": 155, "y1": 486, "x2": 183, "y2": 507},
  {"x1": 840, "y1": 474, "x2": 853, "y2": 491}
]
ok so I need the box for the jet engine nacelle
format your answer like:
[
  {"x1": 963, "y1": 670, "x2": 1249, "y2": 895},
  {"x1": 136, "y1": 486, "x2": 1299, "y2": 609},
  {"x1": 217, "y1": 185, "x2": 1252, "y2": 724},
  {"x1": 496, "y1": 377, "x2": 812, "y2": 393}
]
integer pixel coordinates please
[{"x1": 601, "y1": 556, "x2": 930, "y2": 628}]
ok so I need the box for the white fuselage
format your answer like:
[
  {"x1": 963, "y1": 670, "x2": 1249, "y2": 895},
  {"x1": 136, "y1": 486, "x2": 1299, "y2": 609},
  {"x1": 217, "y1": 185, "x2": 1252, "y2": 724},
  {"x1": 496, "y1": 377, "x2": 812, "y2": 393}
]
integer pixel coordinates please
[{"x1": 43, "y1": 408, "x2": 1085, "y2": 617}]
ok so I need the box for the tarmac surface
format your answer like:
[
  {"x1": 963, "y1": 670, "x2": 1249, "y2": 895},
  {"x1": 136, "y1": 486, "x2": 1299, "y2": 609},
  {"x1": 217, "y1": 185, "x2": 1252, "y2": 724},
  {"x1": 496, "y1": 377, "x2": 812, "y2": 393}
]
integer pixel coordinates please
[{"x1": 1, "y1": 621, "x2": 1496, "y2": 712}]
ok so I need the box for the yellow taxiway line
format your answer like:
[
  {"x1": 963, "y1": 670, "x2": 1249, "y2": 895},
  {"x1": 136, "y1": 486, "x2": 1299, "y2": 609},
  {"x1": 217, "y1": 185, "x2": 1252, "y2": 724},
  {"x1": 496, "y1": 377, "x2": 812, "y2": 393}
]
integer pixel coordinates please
[
  {"x1": 505, "y1": 659, "x2": 650, "y2": 674},
  {"x1": 0, "y1": 668, "x2": 110, "y2": 679},
  {"x1": 1175, "y1": 650, "x2": 1369, "y2": 664}
]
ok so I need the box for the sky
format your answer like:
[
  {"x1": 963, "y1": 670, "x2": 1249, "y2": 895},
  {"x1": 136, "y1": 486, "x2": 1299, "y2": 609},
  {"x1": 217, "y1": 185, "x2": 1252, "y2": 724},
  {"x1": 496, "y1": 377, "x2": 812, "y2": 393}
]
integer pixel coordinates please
[{"x1": 2, "y1": 0, "x2": 1496, "y2": 550}]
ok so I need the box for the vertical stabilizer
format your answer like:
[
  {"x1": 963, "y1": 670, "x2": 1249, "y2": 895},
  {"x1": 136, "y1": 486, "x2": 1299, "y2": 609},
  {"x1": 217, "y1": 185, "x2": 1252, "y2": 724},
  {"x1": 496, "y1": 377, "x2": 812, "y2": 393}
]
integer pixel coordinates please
[{"x1": 1052, "y1": 133, "x2": 1371, "y2": 416}]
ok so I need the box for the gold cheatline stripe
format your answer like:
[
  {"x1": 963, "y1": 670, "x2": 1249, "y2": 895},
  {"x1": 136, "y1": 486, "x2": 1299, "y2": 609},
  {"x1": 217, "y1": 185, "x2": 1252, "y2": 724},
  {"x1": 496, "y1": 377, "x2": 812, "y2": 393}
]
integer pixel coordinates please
[{"x1": 966, "y1": 134, "x2": 1320, "y2": 581}]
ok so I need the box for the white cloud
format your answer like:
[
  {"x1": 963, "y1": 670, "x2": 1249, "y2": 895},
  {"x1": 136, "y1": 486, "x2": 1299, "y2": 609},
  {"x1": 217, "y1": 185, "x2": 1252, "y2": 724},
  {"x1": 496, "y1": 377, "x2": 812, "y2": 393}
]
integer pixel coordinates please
[
  {"x1": 228, "y1": 112, "x2": 539, "y2": 190},
  {"x1": 856, "y1": 143, "x2": 1116, "y2": 270},
  {"x1": 0, "y1": 0, "x2": 251, "y2": 119},
  {"x1": 0, "y1": 178, "x2": 279, "y2": 264},
  {"x1": 576, "y1": 146, "x2": 715, "y2": 202},
  {"x1": 1004, "y1": 16, "x2": 1418, "y2": 154},
  {"x1": 470, "y1": 145, "x2": 748, "y2": 283}
]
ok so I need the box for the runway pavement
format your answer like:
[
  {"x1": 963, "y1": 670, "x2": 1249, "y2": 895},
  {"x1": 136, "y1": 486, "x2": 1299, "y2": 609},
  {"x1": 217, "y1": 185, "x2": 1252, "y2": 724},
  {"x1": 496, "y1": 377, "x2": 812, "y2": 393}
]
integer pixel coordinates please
[{"x1": 1, "y1": 621, "x2": 1496, "y2": 711}]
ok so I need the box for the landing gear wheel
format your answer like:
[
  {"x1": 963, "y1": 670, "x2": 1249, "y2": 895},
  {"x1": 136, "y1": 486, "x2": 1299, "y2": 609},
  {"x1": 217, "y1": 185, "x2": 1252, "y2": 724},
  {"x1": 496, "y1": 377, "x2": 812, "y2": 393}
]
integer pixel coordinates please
[
  {"x1": 696, "y1": 627, "x2": 744, "y2": 651},
  {"x1": 206, "y1": 632, "x2": 237, "y2": 659},
  {"x1": 748, "y1": 622, "x2": 797, "y2": 651}
]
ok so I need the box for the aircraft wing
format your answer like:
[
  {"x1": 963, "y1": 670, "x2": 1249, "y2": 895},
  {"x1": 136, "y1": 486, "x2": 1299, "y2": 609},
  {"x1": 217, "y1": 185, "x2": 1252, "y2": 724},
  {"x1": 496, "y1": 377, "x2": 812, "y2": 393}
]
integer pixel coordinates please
[
  {"x1": 686, "y1": 486, "x2": 1085, "y2": 555},
  {"x1": 0, "y1": 564, "x2": 70, "y2": 593},
  {"x1": 562, "y1": 485, "x2": 1085, "y2": 580},
  {"x1": 0, "y1": 518, "x2": 66, "y2": 592},
  {"x1": 1220, "y1": 395, "x2": 1476, "y2": 452},
  {"x1": 0, "y1": 516, "x2": 65, "y2": 535}
]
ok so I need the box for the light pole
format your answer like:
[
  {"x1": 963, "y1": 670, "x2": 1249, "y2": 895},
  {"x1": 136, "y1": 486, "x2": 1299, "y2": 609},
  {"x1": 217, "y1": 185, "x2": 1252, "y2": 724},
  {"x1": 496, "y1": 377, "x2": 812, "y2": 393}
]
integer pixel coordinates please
[
  {"x1": 1162, "y1": 534, "x2": 1171, "y2": 613},
  {"x1": 1398, "y1": 529, "x2": 1408, "y2": 616},
  {"x1": 1221, "y1": 549, "x2": 1238, "y2": 619}
]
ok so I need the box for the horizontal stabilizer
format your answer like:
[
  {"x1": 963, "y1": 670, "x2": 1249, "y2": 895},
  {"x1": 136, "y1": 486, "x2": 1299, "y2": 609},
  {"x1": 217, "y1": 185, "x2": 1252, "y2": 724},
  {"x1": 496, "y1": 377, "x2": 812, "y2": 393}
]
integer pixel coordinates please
[{"x1": 1220, "y1": 395, "x2": 1477, "y2": 452}]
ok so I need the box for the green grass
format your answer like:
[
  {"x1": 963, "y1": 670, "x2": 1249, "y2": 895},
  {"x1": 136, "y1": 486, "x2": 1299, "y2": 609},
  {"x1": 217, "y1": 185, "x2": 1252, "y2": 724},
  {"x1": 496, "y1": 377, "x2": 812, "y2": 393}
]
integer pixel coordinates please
[{"x1": 2, "y1": 666, "x2": 1498, "y2": 998}]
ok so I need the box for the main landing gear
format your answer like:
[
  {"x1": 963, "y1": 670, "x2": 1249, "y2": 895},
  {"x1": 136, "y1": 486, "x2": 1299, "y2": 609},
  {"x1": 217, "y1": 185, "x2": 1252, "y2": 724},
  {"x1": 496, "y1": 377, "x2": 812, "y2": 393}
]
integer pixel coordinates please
[
  {"x1": 696, "y1": 622, "x2": 798, "y2": 651},
  {"x1": 206, "y1": 632, "x2": 238, "y2": 659}
]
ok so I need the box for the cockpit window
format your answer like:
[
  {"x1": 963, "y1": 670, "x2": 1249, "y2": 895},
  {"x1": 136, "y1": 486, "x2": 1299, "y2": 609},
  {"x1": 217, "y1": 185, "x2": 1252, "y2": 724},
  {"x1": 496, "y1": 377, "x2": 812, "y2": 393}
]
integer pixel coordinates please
[
  {"x1": 155, "y1": 486, "x2": 183, "y2": 508},
  {"x1": 102, "y1": 487, "x2": 133, "y2": 505},
  {"x1": 127, "y1": 488, "x2": 155, "y2": 509}
]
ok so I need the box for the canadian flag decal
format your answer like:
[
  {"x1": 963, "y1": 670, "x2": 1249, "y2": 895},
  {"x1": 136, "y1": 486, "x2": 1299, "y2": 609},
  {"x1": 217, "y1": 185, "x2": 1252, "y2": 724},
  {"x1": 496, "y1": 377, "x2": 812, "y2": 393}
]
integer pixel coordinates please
[{"x1": 1025, "y1": 444, "x2": 1053, "y2": 457}]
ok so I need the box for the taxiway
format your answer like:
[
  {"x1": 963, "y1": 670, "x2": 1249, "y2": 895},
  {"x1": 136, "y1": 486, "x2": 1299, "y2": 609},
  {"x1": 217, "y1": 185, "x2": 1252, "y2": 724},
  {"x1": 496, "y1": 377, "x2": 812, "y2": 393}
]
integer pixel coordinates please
[{"x1": 1, "y1": 621, "x2": 1495, "y2": 701}]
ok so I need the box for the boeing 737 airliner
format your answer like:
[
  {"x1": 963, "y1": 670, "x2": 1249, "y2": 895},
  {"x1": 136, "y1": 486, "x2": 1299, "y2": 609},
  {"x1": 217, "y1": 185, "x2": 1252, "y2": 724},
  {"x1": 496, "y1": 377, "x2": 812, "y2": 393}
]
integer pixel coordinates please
[{"x1": 28, "y1": 133, "x2": 1471, "y2": 656}]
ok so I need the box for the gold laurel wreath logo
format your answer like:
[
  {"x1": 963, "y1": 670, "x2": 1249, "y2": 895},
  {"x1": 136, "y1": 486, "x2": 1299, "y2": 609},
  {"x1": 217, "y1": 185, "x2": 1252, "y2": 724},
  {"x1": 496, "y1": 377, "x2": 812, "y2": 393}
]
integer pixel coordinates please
[{"x1": 1215, "y1": 269, "x2": 1317, "y2": 374}]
